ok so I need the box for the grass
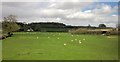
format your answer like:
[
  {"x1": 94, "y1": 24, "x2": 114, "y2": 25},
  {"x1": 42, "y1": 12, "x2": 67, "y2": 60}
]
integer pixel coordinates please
[
  {"x1": 2, "y1": 32, "x2": 118, "y2": 60},
  {"x1": 0, "y1": 40, "x2": 2, "y2": 61},
  {"x1": 0, "y1": 30, "x2": 2, "y2": 61}
]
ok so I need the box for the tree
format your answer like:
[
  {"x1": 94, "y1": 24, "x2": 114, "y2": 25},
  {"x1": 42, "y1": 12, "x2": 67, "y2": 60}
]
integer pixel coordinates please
[
  {"x1": 2, "y1": 15, "x2": 20, "y2": 34},
  {"x1": 98, "y1": 24, "x2": 106, "y2": 28},
  {"x1": 87, "y1": 24, "x2": 91, "y2": 28},
  {"x1": 117, "y1": 24, "x2": 120, "y2": 28},
  {"x1": 117, "y1": 24, "x2": 120, "y2": 31}
]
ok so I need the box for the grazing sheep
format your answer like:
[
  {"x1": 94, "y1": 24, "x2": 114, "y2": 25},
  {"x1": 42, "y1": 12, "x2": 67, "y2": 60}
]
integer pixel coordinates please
[
  {"x1": 37, "y1": 37, "x2": 39, "y2": 39},
  {"x1": 102, "y1": 34, "x2": 105, "y2": 35},
  {"x1": 79, "y1": 41, "x2": 82, "y2": 44},
  {"x1": 71, "y1": 40, "x2": 73, "y2": 42},
  {"x1": 48, "y1": 37, "x2": 50, "y2": 38},
  {"x1": 57, "y1": 38, "x2": 59, "y2": 39},
  {"x1": 64, "y1": 43, "x2": 66, "y2": 46}
]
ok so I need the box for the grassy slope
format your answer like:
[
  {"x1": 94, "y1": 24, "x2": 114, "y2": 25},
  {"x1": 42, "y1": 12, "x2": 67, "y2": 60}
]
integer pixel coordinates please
[
  {"x1": 0, "y1": 40, "x2": 2, "y2": 61},
  {"x1": 0, "y1": 29, "x2": 2, "y2": 61},
  {"x1": 2, "y1": 32, "x2": 118, "y2": 60}
]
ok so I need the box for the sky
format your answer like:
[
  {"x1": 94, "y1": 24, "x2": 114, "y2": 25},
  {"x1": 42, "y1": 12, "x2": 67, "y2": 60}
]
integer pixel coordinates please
[{"x1": 0, "y1": 0, "x2": 119, "y2": 27}]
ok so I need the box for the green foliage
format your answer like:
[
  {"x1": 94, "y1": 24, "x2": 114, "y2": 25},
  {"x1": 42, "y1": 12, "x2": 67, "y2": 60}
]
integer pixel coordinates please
[
  {"x1": 69, "y1": 28, "x2": 88, "y2": 34},
  {"x1": 17, "y1": 23, "x2": 28, "y2": 31},
  {"x1": 18, "y1": 22, "x2": 70, "y2": 32},
  {"x1": 69, "y1": 28, "x2": 95, "y2": 34},
  {"x1": 2, "y1": 15, "x2": 20, "y2": 33},
  {"x1": 106, "y1": 31, "x2": 118, "y2": 35},
  {"x1": 2, "y1": 15, "x2": 20, "y2": 38},
  {"x1": 69, "y1": 28, "x2": 118, "y2": 35},
  {"x1": 2, "y1": 22, "x2": 20, "y2": 33},
  {"x1": 98, "y1": 24, "x2": 106, "y2": 28}
]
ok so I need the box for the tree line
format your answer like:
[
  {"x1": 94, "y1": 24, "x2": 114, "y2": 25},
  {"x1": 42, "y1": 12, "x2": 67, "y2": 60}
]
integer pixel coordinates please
[
  {"x1": 17, "y1": 22, "x2": 109, "y2": 32},
  {"x1": 1, "y1": 15, "x2": 118, "y2": 39}
]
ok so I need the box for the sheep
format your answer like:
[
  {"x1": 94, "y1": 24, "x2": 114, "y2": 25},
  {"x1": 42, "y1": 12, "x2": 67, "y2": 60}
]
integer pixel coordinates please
[
  {"x1": 37, "y1": 37, "x2": 39, "y2": 39},
  {"x1": 48, "y1": 37, "x2": 50, "y2": 38},
  {"x1": 79, "y1": 41, "x2": 82, "y2": 44},
  {"x1": 64, "y1": 43, "x2": 66, "y2": 46},
  {"x1": 71, "y1": 40, "x2": 74, "y2": 42},
  {"x1": 57, "y1": 38, "x2": 59, "y2": 39}
]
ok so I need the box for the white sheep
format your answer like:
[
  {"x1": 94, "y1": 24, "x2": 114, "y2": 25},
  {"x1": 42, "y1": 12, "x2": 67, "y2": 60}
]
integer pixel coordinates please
[
  {"x1": 79, "y1": 41, "x2": 82, "y2": 44},
  {"x1": 57, "y1": 38, "x2": 59, "y2": 39},
  {"x1": 71, "y1": 40, "x2": 73, "y2": 42},
  {"x1": 37, "y1": 37, "x2": 39, "y2": 39},
  {"x1": 48, "y1": 37, "x2": 50, "y2": 38},
  {"x1": 64, "y1": 43, "x2": 66, "y2": 46}
]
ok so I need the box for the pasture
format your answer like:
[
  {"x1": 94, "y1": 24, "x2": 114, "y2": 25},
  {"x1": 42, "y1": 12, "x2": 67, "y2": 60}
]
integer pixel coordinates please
[
  {"x1": 0, "y1": 40, "x2": 2, "y2": 61},
  {"x1": 2, "y1": 32, "x2": 118, "y2": 60}
]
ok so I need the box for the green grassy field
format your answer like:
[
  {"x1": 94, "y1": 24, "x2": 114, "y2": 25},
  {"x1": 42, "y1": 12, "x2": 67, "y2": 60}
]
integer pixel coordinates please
[
  {"x1": 0, "y1": 40, "x2": 2, "y2": 61},
  {"x1": 2, "y1": 32, "x2": 118, "y2": 60}
]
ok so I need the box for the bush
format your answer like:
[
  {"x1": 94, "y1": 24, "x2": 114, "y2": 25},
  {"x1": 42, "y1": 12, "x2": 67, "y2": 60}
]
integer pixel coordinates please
[
  {"x1": 69, "y1": 28, "x2": 88, "y2": 34},
  {"x1": 0, "y1": 32, "x2": 14, "y2": 40},
  {"x1": 69, "y1": 28, "x2": 95, "y2": 34},
  {"x1": 106, "y1": 31, "x2": 118, "y2": 35},
  {"x1": 69, "y1": 28, "x2": 118, "y2": 35}
]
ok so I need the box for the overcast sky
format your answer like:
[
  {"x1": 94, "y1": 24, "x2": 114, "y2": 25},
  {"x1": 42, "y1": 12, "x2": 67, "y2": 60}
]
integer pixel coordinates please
[{"x1": 1, "y1": 0, "x2": 119, "y2": 27}]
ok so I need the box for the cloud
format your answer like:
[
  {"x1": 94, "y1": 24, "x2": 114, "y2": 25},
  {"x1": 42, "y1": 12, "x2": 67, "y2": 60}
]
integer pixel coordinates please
[
  {"x1": 84, "y1": 10, "x2": 92, "y2": 13},
  {"x1": 39, "y1": 9, "x2": 66, "y2": 17},
  {"x1": 2, "y1": 3, "x2": 58, "y2": 19},
  {"x1": 49, "y1": 2, "x2": 93, "y2": 9},
  {"x1": 61, "y1": 15, "x2": 118, "y2": 27},
  {"x1": 0, "y1": 2, "x2": 2, "y2": 19},
  {"x1": 1, "y1": 0, "x2": 95, "y2": 2},
  {"x1": 18, "y1": 17, "x2": 62, "y2": 23},
  {"x1": 66, "y1": 11, "x2": 95, "y2": 20},
  {"x1": 92, "y1": 3, "x2": 118, "y2": 15},
  {"x1": 2, "y1": 2, "x2": 118, "y2": 27}
]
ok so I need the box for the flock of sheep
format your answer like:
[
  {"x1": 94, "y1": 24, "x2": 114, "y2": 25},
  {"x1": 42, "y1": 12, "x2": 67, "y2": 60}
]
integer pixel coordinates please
[
  {"x1": 36, "y1": 33, "x2": 86, "y2": 46},
  {"x1": 64, "y1": 38, "x2": 85, "y2": 46}
]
